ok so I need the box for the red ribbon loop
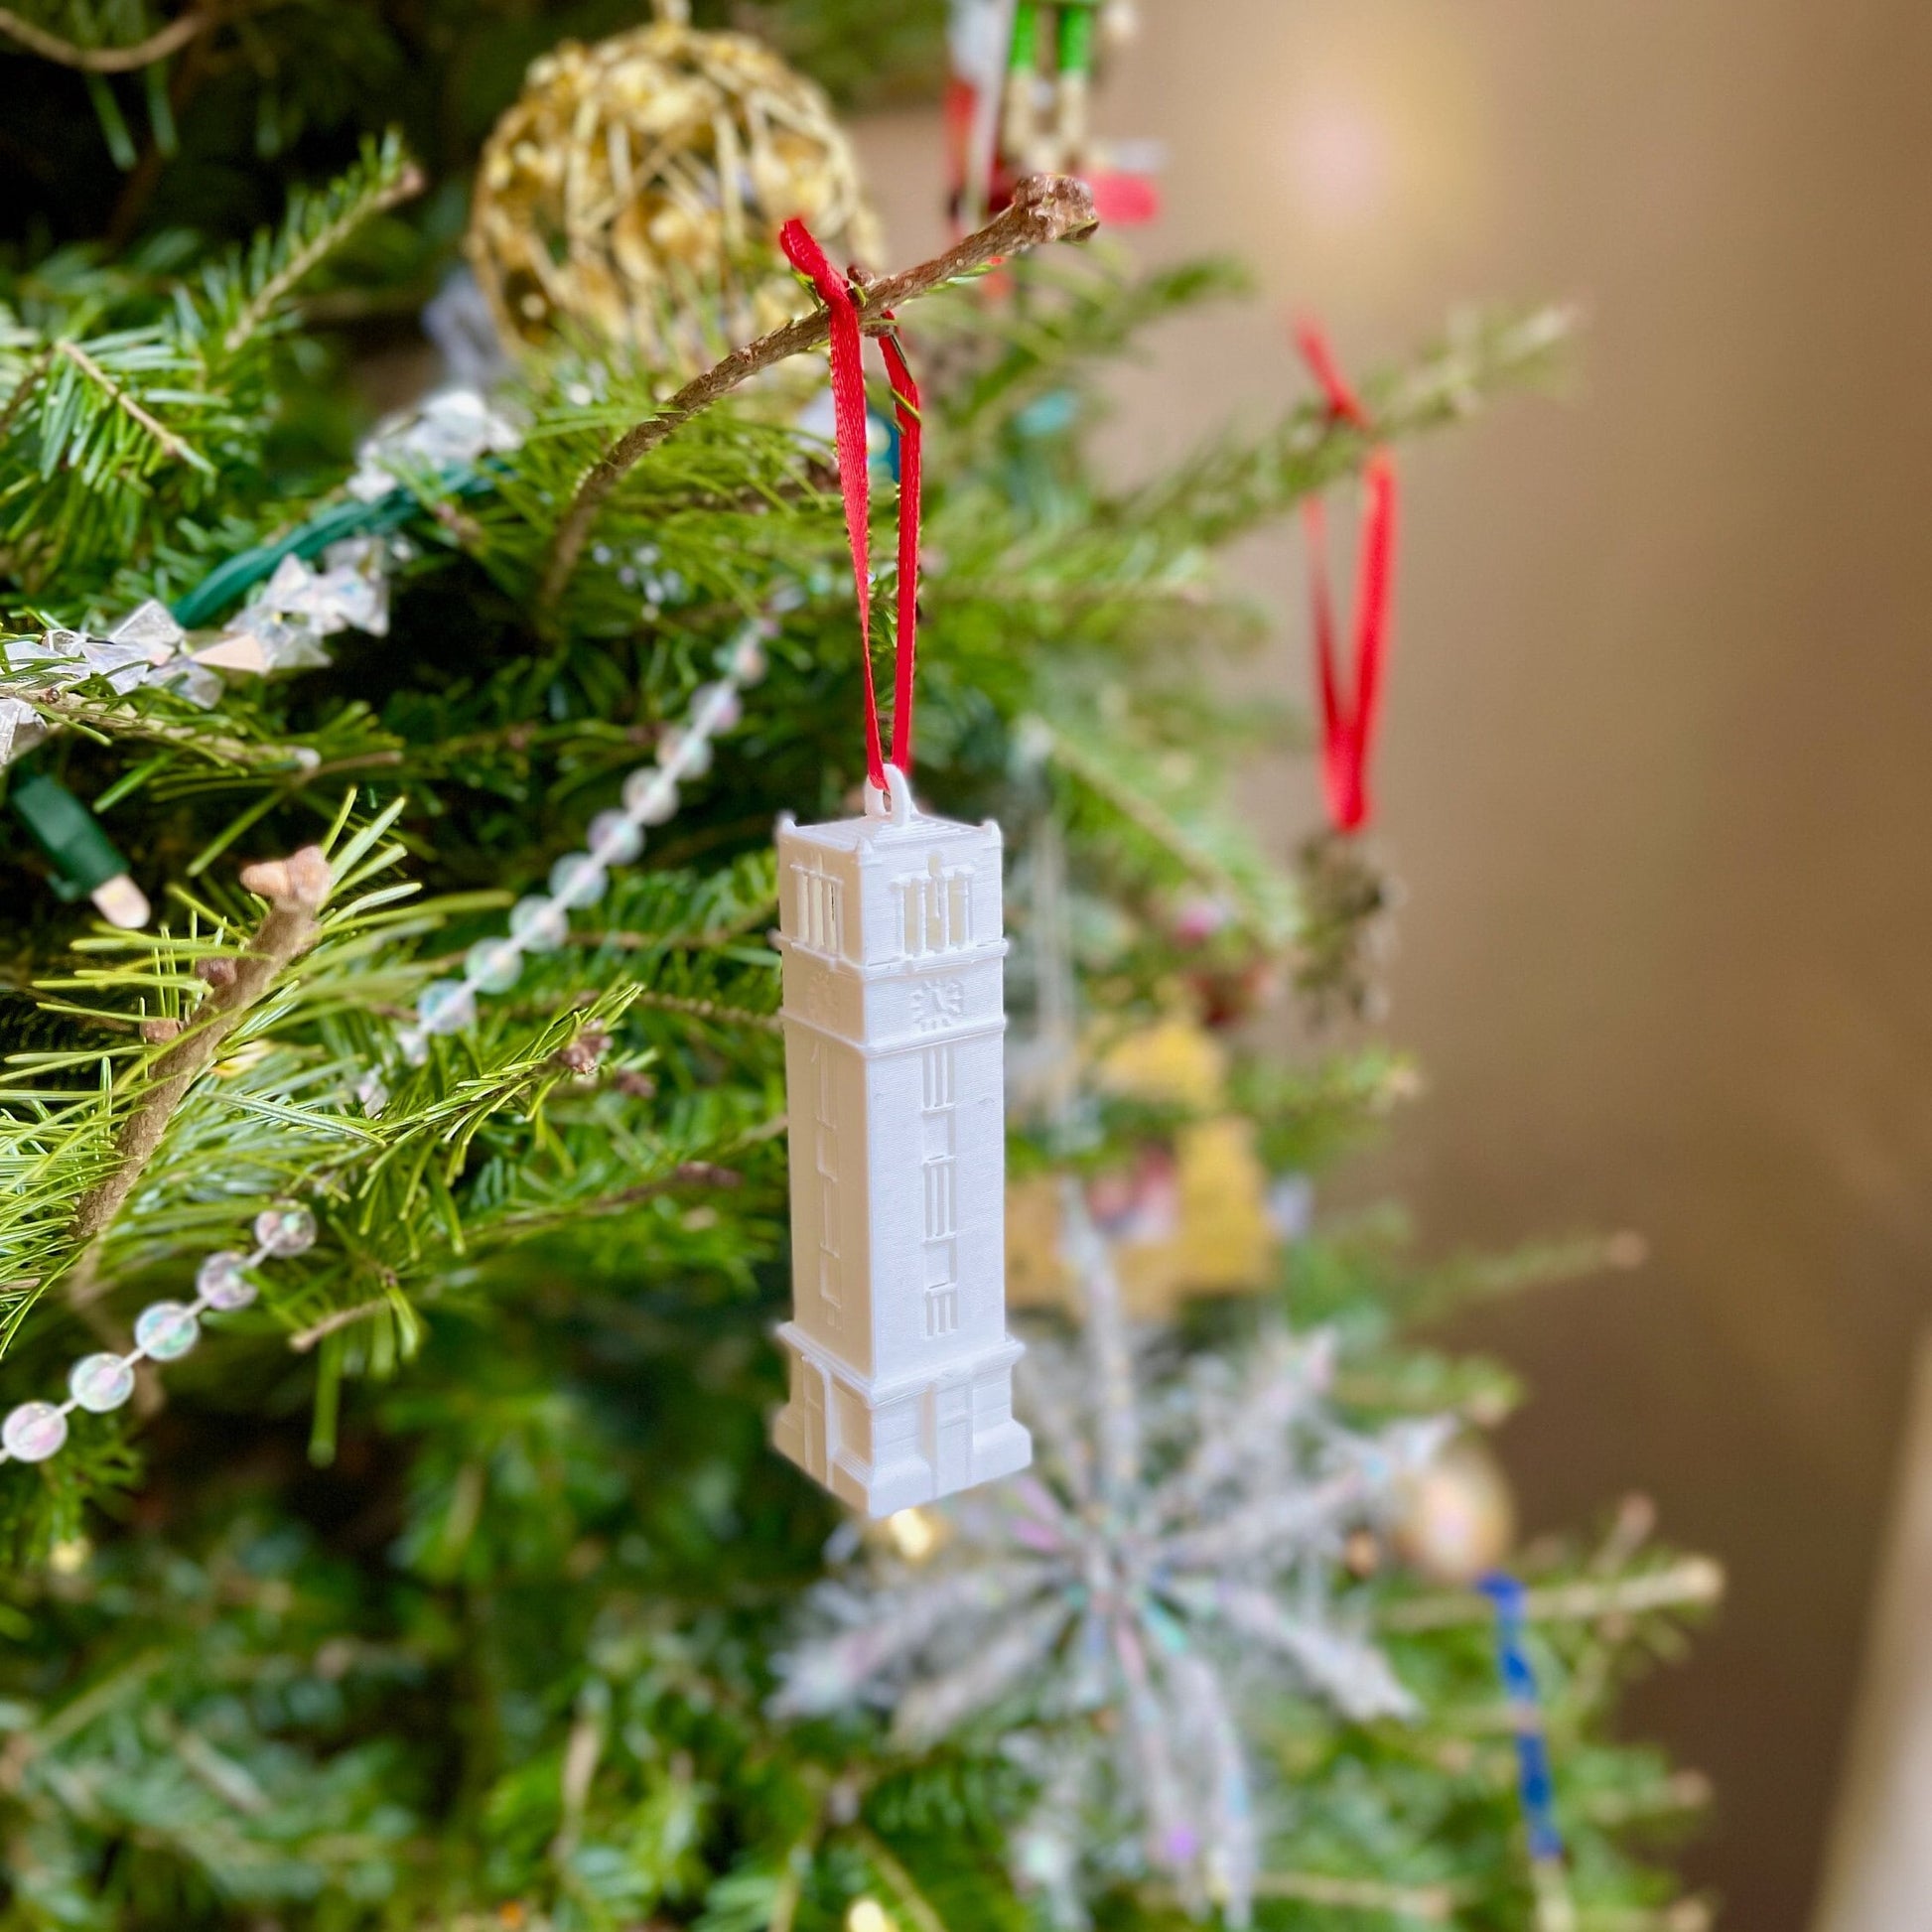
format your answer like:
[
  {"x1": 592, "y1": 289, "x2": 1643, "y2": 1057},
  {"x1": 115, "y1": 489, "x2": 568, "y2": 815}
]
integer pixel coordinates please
[
  {"x1": 1296, "y1": 321, "x2": 1397, "y2": 836},
  {"x1": 1293, "y1": 317, "x2": 1371, "y2": 430},
  {"x1": 778, "y1": 218, "x2": 923, "y2": 794},
  {"x1": 875, "y1": 323, "x2": 922, "y2": 776}
]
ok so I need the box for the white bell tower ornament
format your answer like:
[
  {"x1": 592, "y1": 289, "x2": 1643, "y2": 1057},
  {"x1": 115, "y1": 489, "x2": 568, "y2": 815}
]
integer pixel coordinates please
[
  {"x1": 772, "y1": 764, "x2": 1032, "y2": 1514},
  {"x1": 769, "y1": 219, "x2": 1026, "y2": 1510}
]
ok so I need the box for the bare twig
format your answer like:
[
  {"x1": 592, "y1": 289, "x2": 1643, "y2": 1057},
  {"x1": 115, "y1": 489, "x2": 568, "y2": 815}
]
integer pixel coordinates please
[
  {"x1": 1138, "y1": 1871, "x2": 1460, "y2": 1923},
  {"x1": 547, "y1": 1702, "x2": 605, "y2": 1868},
  {"x1": 482, "y1": 1161, "x2": 743, "y2": 1238},
  {"x1": 1253, "y1": 1871, "x2": 1459, "y2": 1919},
  {"x1": 1573, "y1": 1770, "x2": 1713, "y2": 1827},
  {"x1": 629, "y1": 989, "x2": 782, "y2": 1033},
  {"x1": 540, "y1": 173, "x2": 1098, "y2": 616},
  {"x1": 66, "y1": 847, "x2": 332, "y2": 1308},
  {"x1": 849, "y1": 1827, "x2": 948, "y2": 1932},
  {"x1": 510, "y1": 987, "x2": 781, "y2": 1033},
  {"x1": 1577, "y1": 1906, "x2": 1713, "y2": 1932},
  {"x1": 103, "y1": 10, "x2": 216, "y2": 249},
  {"x1": 0, "y1": 3, "x2": 211, "y2": 71},
  {"x1": 571, "y1": 908, "x2": 776, "y2": 953},
  {"x1": 286, "y1": 1296, "x2": 391, "y2": 1354}
]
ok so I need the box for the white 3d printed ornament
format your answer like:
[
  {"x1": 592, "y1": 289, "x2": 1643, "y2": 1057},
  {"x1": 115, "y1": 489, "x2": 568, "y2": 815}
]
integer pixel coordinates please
[{"x1": 772, "y1": 764, "x2": 1033, "y2": 1514}]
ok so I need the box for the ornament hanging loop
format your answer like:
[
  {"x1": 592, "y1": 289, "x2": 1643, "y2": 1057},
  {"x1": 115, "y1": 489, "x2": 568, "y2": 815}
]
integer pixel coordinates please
[
  {"x1": 1295, "y1": 320, "x2": 1398, "y2": 838},
  {"x1": 864, "y1": 761, "x2": 919, "y2": 829},
  {"x1": 778, "y1": 216, "x2": 925, "y2": 798}
]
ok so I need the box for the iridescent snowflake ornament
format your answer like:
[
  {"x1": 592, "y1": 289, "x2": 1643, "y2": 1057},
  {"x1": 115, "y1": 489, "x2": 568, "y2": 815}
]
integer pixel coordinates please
[{"x1": 775, "y1": 1183, "x2": 1448, "y2": 1926}]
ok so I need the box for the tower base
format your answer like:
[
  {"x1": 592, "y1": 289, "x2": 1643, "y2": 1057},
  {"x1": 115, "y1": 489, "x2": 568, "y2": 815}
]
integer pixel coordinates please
[{"x1": 772, "y1": 1324, "x2": 1033, "y2": 1517}]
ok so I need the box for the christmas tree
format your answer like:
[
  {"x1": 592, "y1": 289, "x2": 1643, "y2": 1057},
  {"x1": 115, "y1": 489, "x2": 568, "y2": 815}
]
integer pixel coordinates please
[{"x1": 0, "y1": 4, "x2": 1719, "y2": 1928}]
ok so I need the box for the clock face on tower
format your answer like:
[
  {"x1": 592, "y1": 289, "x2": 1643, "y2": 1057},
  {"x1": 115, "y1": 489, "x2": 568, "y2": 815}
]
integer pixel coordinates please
[
  {"x1": 769, "y1": 790, "x2": 1031, "y2": 1517},
  {"x1": 911, "y1": 979, "x2": 967, "y2": 1030}
]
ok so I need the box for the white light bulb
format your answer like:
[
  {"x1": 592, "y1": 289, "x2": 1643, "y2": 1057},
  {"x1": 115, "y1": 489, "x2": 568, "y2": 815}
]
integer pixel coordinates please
[{"x1": 90, "y1": 874, "x2": 150, "y2": 928}]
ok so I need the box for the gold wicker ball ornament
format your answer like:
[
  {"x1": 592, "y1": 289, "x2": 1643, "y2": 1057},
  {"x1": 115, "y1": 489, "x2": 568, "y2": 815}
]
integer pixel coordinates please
[{"x1": 468, "y1": 8, "x2": 882, "y2": 369}]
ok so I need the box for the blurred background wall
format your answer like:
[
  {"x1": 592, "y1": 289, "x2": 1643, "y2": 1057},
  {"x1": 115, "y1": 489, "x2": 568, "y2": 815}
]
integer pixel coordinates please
[{"x1": 859, "y1": 3, "x2": 1932, "y2": 1925}]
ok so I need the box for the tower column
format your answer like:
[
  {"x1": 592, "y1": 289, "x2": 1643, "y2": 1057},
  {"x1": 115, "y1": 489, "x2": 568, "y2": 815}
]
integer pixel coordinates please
[{"x1": 770, "y1": 790, "x2": 1032, "y2": 1515}]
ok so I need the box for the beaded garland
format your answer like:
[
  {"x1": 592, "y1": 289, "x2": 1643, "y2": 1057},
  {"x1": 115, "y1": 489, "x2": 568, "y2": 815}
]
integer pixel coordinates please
[
  {"x1": 0, "y1": 1204, "x2": 317, "y2": 1465},
  {"x1": 399, "y1": 609, "x2": 770, "y2": 1055}
]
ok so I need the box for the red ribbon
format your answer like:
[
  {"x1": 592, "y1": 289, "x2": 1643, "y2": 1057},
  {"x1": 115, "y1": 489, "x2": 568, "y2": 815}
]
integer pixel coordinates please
[
  {"x1": 779, "y1": 218, "x2": 923, "y2": 795},
  {"x1": 1296, "y1": 321, "x2": 1397, "y2": 836},
  {"x1": 876, "y1": 323, "x2": 922, "y2": 780}
]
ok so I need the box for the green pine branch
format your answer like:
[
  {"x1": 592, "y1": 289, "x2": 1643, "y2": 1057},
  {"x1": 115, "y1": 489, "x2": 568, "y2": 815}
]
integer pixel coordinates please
[
  {"x1": 1121, "y1": 303, "x2": 1575, "y2": 550},
  {"x1": 198, "y1": 131, "x2": 425, "y2": 363},
  {"x1": 0, "y1": 133, "x2": 420, "y2": 604}
]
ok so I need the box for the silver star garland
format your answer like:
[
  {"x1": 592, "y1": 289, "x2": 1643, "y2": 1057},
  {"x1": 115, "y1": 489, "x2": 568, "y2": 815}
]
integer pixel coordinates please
[{"x1": 0, "y1": 386, "x2": 521, "y2": 769}]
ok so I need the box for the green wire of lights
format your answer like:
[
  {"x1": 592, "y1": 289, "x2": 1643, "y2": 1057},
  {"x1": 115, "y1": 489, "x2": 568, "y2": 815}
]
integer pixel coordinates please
[
  {"x1": 5, "y1": 465, "x2": 492, "y2": 915},
  {"x1": 6, "y1": 764, "x2": 149, "y2": 926},
  {"x1": 169, "y1": 466, "x2": 491, "y2": 628}
]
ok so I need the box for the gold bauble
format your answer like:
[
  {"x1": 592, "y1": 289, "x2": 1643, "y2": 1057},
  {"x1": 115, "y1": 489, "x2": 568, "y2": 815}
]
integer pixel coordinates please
[
  {"x1": 865, "y1": 1506, "x2": 951, "y2": 1565},
  {"x1": 1392, "y1": 1435, "x2": 1517, "y2": 1587},
  {"x1": 467, "y1": 17, "x2": 882, "y2": 369}
]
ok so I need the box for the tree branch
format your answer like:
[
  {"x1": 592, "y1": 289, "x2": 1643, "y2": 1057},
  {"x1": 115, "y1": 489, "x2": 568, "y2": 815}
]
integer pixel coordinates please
[
  {"x1": 540, "y1": 173, "x2": 1098, "y2": 617},
  {"x1": 483, "y1": 1161, "x2": 743, "y2": 1237},
  {"x1": 1033, "y1": 715, "x2": 1272, "y2": 937},
  {"x1": 3, "y1": 680, "x2": 322, "y2": 772},
  {"x1": 848, "y1": 1827, "x2": 948, "y2": 1932},
  {"x1": 0, "y1": 3, "x2": 211, "y2": 71},
  {"x1": 1138, "y1": 1869, "x2": 1466, "y2": 1921},
  {"x1": 509, "y1": 988, "x2": 781, "y2": 1033},
  {"x1": 286, "y1": 1295, "x2": 390, "y2": 1353},
  {"x1": 284, "y1": 1164, "x2": 743, "y2": 1347},
  {"x1": 1380, "y1": 1558, "x2": 1725, "y2": 1634},
  {"x1": 628, "y1": 989, "x2": 781, "y2": 1033},
  {"x1": 570, "y1": 908, "x2": 775, "y2": 953},
  {"x1": 221, "y1": 158, "x2": 426, "y2": 355},
  {"x1": 66, "y1": 846, "x2": 332, "y2": 1309},
  {"x1": 54, "y1": 338, "x2": 204, "y2": 469}
]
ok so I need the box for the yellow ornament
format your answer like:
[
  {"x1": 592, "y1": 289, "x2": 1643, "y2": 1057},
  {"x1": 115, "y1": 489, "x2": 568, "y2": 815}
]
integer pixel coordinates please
[
  {"x1": 1008, "y1": 1013, "x2": 1280, "y2": 1318},
  {"x1": 467, "y1": 8, "x2": 881, "y2": 369},
  {"x1": 1007, "y1": 1169, "x2": 1073, "y2": 1308},
  {"x1": 1392, "y1": 1435, "x2": 1516, "y2": 1587},
  {"x1": 1150, "y1": 1116, "x2": 1278, "y2": 1298},
  {"x1": 1093, "y1": 1013, "x2": 1229, "y2": 1112}
]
